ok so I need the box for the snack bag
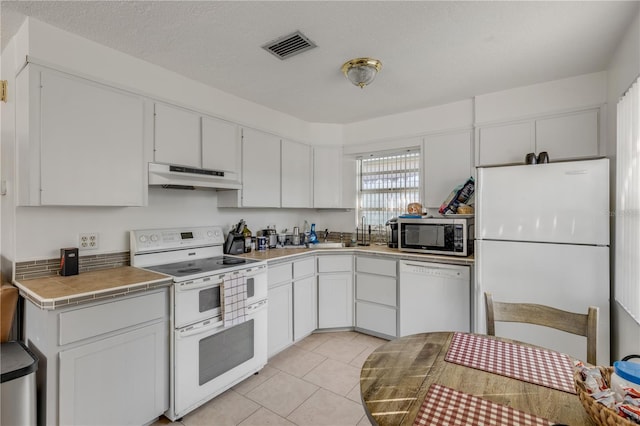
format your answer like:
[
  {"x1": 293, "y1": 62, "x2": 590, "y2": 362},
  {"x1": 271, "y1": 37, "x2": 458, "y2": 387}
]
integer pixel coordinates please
[{"x1": 439, "y1": 177, "x2": 475, "y2": 215}]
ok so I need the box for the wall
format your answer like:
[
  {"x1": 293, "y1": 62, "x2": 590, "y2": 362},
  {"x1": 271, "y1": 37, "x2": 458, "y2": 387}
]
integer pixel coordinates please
[{"x1": 607, "y1": 7, "x2": 640, "y2": 361}]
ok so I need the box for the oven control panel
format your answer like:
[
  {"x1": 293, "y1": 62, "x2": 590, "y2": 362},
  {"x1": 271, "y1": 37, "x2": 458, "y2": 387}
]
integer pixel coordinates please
[{"x1": 130, "y1": 226, "x2": 225, "y2": 253}]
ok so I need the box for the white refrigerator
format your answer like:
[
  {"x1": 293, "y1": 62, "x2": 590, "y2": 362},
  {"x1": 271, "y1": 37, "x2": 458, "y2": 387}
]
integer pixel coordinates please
[{"x1": 475, "y1": 158, "x2": 610, "y2": 365}]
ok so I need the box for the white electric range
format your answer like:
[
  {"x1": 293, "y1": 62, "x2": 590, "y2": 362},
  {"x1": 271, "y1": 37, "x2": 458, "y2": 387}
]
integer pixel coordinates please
[{"x1": 130, "y1": 225, "x2": 267, "y2": 421}]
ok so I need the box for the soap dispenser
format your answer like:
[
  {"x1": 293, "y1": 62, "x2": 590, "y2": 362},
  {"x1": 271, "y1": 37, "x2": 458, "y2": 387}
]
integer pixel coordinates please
[{"x1": 309, "y1": 223, "x2": 318, "y2": 244}]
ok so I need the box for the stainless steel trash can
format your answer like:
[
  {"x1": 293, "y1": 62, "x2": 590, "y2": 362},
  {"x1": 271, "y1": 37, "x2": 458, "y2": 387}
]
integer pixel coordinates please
[{"x1": 1, "y1": 341, "x2": 38, "y2": 426}]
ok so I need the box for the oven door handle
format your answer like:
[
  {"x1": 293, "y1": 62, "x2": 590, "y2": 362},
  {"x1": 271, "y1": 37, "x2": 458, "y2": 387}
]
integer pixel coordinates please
[
  {"x1": 178, "y1": 318, "x2": 224, "y2": 338},
  {"x1": 177, "y1": 279, "x2": 223, "y2": 291}
]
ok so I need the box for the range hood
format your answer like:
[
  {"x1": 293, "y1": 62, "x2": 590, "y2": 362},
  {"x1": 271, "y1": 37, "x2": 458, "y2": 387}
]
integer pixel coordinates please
[{"x1": 148, "y1": 163, "x2": 241, "y2": 190}]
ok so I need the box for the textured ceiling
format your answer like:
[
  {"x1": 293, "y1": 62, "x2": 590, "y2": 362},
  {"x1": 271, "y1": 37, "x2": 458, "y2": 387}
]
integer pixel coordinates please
[{"x1": 1, "y1": 1, "x2": 638, "y2": 124}]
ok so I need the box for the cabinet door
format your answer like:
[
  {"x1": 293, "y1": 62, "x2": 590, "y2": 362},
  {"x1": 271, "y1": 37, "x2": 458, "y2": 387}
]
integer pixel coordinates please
[
  {"x1": 154, "y1": 103, "x2": 201, "y2": 168},
  {"x1": 313, "y1": 146, "x2": 343, "y2": 208},
  {"x1": 242, "y1": 128, "x2": 281, "y2": 207},
  {"x1": 39, "y1": 71, "x2": 145, "y2": 206},
  {"x1": 356, "y1": 302, "x2": 397, "y2": 337},
  {"x1": 535, "y1": 109, "x2": 599, "y2": 161},
  {"x1": 59, "y1": 321, "x2": 167, "y2": 425},
  {"x1": 267, "y1": 283, "x2": 293, "y2": 357},
  {"x1": 282, "y1": 139, "x2": 312, "y2": 208},
  {"x1": 318, "y1": 273, "x2": 353, "y2": 328},
  {"x1": 476, "y1": 122, "x2": 533, "y2": 166},
  {"x1": 202, "y1": 116, "x2": 239, "y2": 173},
  {"x1": 293, "y1": 276, "x2": 317, "y2": 340},
  {"x1": 318, "y1": 255, "x2": 353, "y2": 273},
  {"x1": 424, "y1": 130, "x2": 473, "y2": 208}
]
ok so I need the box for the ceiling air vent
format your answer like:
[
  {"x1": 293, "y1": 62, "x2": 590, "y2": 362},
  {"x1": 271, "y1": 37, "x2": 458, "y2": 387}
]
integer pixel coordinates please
[{"x1": 262, "y1": 31, "x2": 317, "y2": 60}]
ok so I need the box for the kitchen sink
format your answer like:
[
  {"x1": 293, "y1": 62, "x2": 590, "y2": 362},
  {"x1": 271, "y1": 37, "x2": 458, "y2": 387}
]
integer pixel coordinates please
[{"x1": 311, "y1": 242, "x2": 344, "y2": 249}]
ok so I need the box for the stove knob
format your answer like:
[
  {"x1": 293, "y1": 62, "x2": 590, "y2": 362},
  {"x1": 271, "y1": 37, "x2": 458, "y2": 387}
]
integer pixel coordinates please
[
  {"x1": 139, "y1": 235, "x2": 148, "y2": 243},
  {"x1": 150, "y1": 234, "x2": 159, "y2": 242},
  {"x1": 207, "y1": 231, "x2": 213, "y2": 237},
  {"x1": 214, "y1": 230, "x2": 221, "y2": 238}
]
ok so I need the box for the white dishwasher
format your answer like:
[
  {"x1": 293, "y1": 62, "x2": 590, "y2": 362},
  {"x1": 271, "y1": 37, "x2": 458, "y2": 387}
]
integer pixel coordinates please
[{"x1": 399, "y1": 260, "x2": 471, "y2": 336}]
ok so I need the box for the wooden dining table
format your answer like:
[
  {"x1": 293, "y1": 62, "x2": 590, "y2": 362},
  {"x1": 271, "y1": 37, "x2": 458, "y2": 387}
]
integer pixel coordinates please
[{"x1": 359, "y1": 331, "x2": 595, "y2": 426}]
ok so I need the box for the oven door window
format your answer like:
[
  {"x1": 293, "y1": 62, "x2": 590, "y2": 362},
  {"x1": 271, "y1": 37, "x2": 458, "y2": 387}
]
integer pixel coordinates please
[
  {"x1": 199, "y1": 319, "x2": 254, "y2": 385},
  {"x1": 246, "y1": 277, "x2": 255, "y2": 299},
  {"x1": 199, "y1": 286, "x2": 221, "y2": 313}
]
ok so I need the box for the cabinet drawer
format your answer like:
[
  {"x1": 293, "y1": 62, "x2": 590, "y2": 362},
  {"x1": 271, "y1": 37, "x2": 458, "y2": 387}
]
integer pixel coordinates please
[
  {"x1": 356, "y1": 302, "x2": 396, "y2": 337},
  {"x1": 268, "y1": 262, "x2": 292, "y2": 287},
  {"x1": 356, "y1": 257, "x2": 397, "y2": 277},
  {"x1": 356, "y1": 274, "x2": 396, "y2": 306},
  {"x1": 59, "y1": 290, "x2": 167, "y2": 346},
  {"x1": 317, "y1": 255, "x2": 352, "y2": 273},
  {"x1": 293, "y1": 257, "x2": 315, "y2": 279}
]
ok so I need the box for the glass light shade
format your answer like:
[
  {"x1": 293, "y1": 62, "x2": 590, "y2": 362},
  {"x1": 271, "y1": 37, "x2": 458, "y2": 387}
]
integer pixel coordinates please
[{"x1": 342, "y1": 58, "x2": 382, "y2": 88}]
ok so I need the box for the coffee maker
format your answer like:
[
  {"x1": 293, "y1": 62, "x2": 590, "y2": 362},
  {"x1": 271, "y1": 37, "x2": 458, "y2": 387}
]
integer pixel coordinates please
[{"x1": 386, "y1": 217, "x2": 398, "y2": 248}]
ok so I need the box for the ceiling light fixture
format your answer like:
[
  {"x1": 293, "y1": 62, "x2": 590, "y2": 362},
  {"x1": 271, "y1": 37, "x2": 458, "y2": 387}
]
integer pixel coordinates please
[{"x1": 341, "y1": 58, "x2": 382, "y2": 89}]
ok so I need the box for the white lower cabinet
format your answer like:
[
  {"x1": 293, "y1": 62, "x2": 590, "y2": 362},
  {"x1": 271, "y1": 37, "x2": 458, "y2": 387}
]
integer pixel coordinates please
[
  {"x1": 293, "y1": 276, "x2": 317, "y2": 340},
  {"x1": 268, "y1": 262, "x2": 294, "y2": 357},
  {"x1": 355, "y1": 256, "x2": 398, "y2": 338},
  {"x1": 23, "y1": 287, "x2": 170, "y2": 426},
  {"x1": 293, "y1": 258, "x2": 317, "y2": 341},
  {"x1": 267, "y1": 283, "x2": 293, "y2": 357},
  {"x1": 317, "y1": 255, "x2": 353, "y2": 329},
  {"x1": 59, "y1": 322, "x2": 166, "y2": 425}
]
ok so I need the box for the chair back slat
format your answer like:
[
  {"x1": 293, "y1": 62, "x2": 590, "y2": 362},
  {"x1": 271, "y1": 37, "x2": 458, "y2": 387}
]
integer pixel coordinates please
[{"x1": 484, "y1": 292, "x2": 599, "y2": 365}]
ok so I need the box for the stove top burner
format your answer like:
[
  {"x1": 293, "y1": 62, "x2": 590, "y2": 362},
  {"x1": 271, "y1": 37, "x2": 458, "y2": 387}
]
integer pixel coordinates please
[{"x1": 144, "y1": 255, "x2": 259, "y2": 279}]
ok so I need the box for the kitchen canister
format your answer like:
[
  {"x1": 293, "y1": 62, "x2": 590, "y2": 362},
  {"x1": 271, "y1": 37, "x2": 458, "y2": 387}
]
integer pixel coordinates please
[
  {"x1": 257, "y1": 236, "x2": 267, "y2": 251},
  {"x1": 611, "y1": 354, "x2": 640, "y2": 401}
]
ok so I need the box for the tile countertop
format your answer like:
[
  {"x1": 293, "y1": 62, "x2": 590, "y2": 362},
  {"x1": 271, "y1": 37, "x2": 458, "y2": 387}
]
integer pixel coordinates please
[
  {"x1": 13, "y1": 266, "x2": 172, "y2": 310},
  {"x1": 238, "y1": 244, "x2": 475, "y2": 266}
]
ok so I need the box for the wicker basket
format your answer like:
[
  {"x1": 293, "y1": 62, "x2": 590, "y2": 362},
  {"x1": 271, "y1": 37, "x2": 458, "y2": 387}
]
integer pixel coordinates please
[{"x1": 573, "y1": 366, "x2": 636, "y2": 426}]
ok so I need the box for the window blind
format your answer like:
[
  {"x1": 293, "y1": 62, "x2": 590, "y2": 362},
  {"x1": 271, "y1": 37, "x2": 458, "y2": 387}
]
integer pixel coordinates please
[
  {"x1": 357, "y1": 150, "x2": 421, "y2": 229},
  {"x1": 615, "y1": 76, "x2": 640, "y2": 325}
]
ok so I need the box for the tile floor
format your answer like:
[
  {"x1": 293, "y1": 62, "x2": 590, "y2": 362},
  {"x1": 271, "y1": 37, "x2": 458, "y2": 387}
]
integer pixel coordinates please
[{"x1": 154, "y1": 331, "x2": 388, "y2": 426}]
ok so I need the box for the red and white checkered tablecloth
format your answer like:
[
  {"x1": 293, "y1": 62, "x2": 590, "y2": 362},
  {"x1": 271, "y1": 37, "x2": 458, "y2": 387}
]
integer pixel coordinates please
[
  {"x1": 413, "y1": 384, "x2": 554, "y2": 426},
  {"x1": 445, "y1": 332, "x2": 576, "y2": 394}
]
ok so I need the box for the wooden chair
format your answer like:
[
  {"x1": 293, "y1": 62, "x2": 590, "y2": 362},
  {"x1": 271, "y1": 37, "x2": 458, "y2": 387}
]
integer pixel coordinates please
[
  {"x1": 1, "y1": 283, "x2": 19, "y2": 342},
  {"x1": 484, "y1": 292, "x2": 599, "y2": 365}
]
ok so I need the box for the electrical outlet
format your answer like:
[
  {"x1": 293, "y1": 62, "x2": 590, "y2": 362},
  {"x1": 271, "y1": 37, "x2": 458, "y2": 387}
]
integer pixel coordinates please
[{"x1": 79, "y1": 233, "x2": 99, "y2": 250}]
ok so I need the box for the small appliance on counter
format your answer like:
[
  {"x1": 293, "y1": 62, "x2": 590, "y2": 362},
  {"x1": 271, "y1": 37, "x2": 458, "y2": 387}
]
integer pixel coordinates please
[
  {"x1": 260, "y1": 228, "x2": 278, "y2": 249},
  {"x1": 60, "y1": 248, "x2": 79, "y2": 276},
  {"x1": 224, "y1": 220, "x2": 246, "y2": 254},
  {"x1": 398, "y1": 216, "x2": 474, "y2": 256},
  {"x1": 386, "y1": 218, "x2": 398, "y2": 248}
]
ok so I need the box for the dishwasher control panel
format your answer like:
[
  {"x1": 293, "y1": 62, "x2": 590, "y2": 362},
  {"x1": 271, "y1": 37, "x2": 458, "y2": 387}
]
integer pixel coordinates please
[{"x1": 399, "y1": 261, "x2": 469, "y2": 280}]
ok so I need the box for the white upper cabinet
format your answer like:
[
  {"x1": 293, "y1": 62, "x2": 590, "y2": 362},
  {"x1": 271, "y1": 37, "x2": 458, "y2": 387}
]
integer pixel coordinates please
[
  {"x1": 313, "y1": 146, "x2": 355, "y2": 209},
  {"x1": 535, "y1": 109, "x2": 599, "y2": 161},
  {"x1": 281, "y1": 139, "x2": 312, "y2": 208},
  {"x1": 16, "y1": 65, "x2": 148, "y2": 206},
  {"x1": 423, "y1": 130, "x2": 473, "y2": 208},
  {"x1": 313, "y1": 146, "x2": 341, "y2": 208},
  {"x1": 154, "y1": 103, "x2": 201, "y2": 168},
  {"x1": 202, "y1": 116, "x2": 239, "y2": 174},
  {"x1": 476, "y1": 108, "x2": 600, "y2": 166},
  {"x1": 240, "y1": 128, "x2": 281, "y2": 207},
  {"x1": 476, "y1": 121, "x2": 533, "y2": 166},
  {"x1": 154, "y1": 103, "x2": 240, "y2": 178}
]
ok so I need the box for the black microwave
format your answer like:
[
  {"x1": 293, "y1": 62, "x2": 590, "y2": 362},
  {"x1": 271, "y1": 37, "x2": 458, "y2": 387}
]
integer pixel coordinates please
[{"x1": 398, "y1": 217, "x2": 474, "y2": 256}]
